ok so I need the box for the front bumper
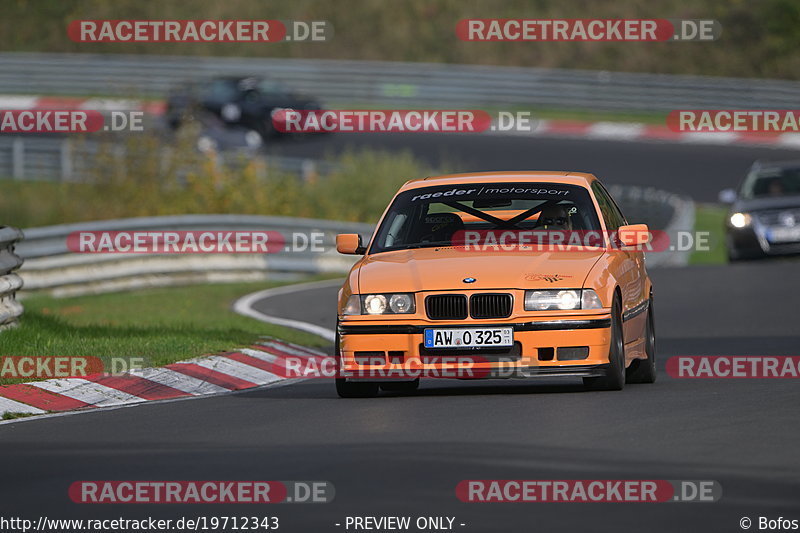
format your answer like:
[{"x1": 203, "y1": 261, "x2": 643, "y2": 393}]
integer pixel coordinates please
[
  {"x1": 338, "y1": 315, "x2": 612, "y2": 381},
  {"x1": 727, "y1": 224, "x2": 800, "y2": 259}
]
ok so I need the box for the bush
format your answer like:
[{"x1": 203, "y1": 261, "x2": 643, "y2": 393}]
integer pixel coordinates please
[{"x1": 1, "y1": 132, "x2": 435, "y2": 228}]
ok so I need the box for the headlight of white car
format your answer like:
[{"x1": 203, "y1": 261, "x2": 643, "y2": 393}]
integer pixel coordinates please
[
  {"x1": 524, "y1": 289, "x2": 603, "y2": 311},
  {"x1": 729, "y1": 212, "x2": 752, "y2": 228}
]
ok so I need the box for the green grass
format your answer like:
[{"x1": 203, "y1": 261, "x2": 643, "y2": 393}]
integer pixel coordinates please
[
  {"x1": 2, "y1": 412, "x2": 37, "y2": 420},
  {"x1": 689, "y1": 204, "x2": 728, "y2": 265},
  {"x1": 0, "y1": 280, "x2": 336, "y2": 385}
]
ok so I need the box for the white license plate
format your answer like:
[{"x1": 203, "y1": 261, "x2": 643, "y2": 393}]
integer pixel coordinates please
[
  {"x1": 767, "y1": 226, "x2": 800, "y2": 243},
  {"x1": 424, "y1": 327, "x2": 513, "y2": 349}
]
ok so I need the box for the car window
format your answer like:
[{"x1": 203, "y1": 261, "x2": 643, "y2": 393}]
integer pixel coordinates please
[
  {"x1": 203, "y1": 80, "x2": 238, "y2": 104},
  {"x1": 592, "y1": 182, "x2": 627, "y2": 230},
  {"x1": 257, "y1": 79, "x2": 292, "y2": 97},
  {"x1": 370, "y1": 182, "x2": 601, "y2": 253},
  {"x1": 741, "y1": 167, "x2": 800, "y2": 198}
]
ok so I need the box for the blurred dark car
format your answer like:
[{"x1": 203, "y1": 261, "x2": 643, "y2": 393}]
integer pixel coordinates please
[
  {"x1": 166, "y1": 76, "x2": 323, "y2": 140},
  {"x1": 720, "y1": 160, "x2": 800, "y2": 261}
]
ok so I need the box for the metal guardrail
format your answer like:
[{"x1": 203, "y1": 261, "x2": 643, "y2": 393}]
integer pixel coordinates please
[
  {"x1": 14, "y1": 187, "x2": 693, "y2": 297},
  {"x1": 1, "y1": 52, "x2": 799, "y2": 112},
  {"x1": 17, "y1": 215, "x2": 372, "y2": 297},
  {"x1": 0, "y1": 226, "x2": 24, "y2": 328}
]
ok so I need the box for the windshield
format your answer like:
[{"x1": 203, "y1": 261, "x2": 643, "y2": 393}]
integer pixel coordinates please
[
  {"x1": 741, "y1": 167, "x2": 800, "y2": 199},
  {"x1": 369, "y1": 182, "x2": 601, "y2": 253},
  {"x1": 256, "y1": 79, "x2": 292, "y2": 97}
]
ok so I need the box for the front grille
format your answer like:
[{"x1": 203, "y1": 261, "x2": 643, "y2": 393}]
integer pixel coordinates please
[
  {"x1": 470, "y1": 293, "x2": 513, "y2": 319},
  {"x1": 425, "y1": 294, "x2": 468, "y2": 320},
  {"x1": 757, "y1": 208, "x2": 800, "y2": 226},
  {"x1": 354, "y1": 351, "x2": 386, "y2": 365}
]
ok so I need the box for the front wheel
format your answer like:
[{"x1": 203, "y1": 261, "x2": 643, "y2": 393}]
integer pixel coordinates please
[
  {"x1": 584, "y1": 297, "x2": 625, "y2": 391},
  {"x1": 626, "y1": 296, "x2": 657, "y2": 384},
  {"x1": 336, "y1": 378, "x2": 379, "y2": 398}
]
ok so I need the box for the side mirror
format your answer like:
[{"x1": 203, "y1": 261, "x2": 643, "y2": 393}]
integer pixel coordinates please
[
  {"x1": 336, "y1": 234, "x2": 366, "y2": 255},
  {"x1": 718, "y1": 188, "x2": 737, "y2": 204},
  {"x1": 617, "y1": 224, "x2": 651, "y2": 247}
]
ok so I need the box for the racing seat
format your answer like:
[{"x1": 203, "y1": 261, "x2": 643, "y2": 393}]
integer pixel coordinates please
[
  {"x1": 414, "y1": 212, "x2": 465, "y2": 245},
  {"x1": 535, "y1": 204, "x2": 574, "y2": 230}
]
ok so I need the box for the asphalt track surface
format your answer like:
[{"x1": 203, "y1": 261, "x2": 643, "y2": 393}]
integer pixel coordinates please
[
  {"x1": 3, "y1": 136, "x2": 800, "y2": 533},
  {"x1": 267, "y1": 132, "x2": 800, "y2": 202}
]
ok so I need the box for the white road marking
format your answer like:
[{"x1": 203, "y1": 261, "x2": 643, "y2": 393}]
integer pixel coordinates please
[
  {"x1": 0, "y1": 397, "x2": 45, "y2": 415},
  {"x1": 191, "y1": 356, "x2": 282, "y2": 385},
  {"x1": 258, "y1": 340, "x2": 325, "y2": 358},
  {"x1": 586, "y1": 122, "x2": 647, "y2": 140},
  {"x1": 127, "y1": 367, "x2": 229, "y2": 395},
  {"x1": 0, "y1": 95, "x2": 39, "y2": 109},
  {"x1": 240, "y1": 348, "x2": 282, "y2": 364},
  {"x1": 31, "y1": 378, "x2": 145, "y2": 407},
  {"x1": 232, "y1": 279, "x2": 340, "y2": 342}
]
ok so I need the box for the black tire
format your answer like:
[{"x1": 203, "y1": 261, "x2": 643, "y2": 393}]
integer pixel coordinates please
[
  {"x1": 380, "y1": 379, "x2": 420, "y2": 393},
  {"x1": 336, "y1": 378, "x2": 379, "y2": 398},
  {"x1": 334, "y1": 321, "x2": 379, "y2": 398},
  {"x1": 259, "y1": 112, "x2": 279, "y2": 140},
  {"x1": 626, "y1": 295, "x2": 657, "y2": 384},
  {"x1": 584, "y1": 296, "x2": 625, "y2": 391}
]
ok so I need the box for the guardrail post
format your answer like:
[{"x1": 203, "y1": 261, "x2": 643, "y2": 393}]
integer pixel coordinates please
[
  {"x1": 12, "y1": 138, "x2": 24, "y2": 180},
  {"x1": 301, "y1": 159, "x2": 318, "y2": 182},
  {"x1": 0, "y1": 226, "x2": 24, "y2": 330},
  {"x1": 113, "y1": 144, "x2": 127, "y2": 180},
  {"x1": 60, "y1": 139, "x2": 73, "y2": 182}
]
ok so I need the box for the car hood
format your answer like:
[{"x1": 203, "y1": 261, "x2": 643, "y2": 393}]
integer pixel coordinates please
[
  {"x1": 356, "y1": 248, "x2": 605, "y2": 293},
  {"x1": 734, "y1": 194, "x2": 800, "y2": 213}
]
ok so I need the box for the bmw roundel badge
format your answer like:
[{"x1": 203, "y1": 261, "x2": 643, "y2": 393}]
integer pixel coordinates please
[{"x1": 463, "y1": 277, "x2": 477, "y2": 283}]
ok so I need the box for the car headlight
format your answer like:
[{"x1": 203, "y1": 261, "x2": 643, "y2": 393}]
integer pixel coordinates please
[
  {"x1": 524, "y1": 289, "x2": 603, "y2": 311},
  {"x1": 364, "y1": 294, "x2": 388, "y2": 314},
  {"x1": 389, "y1": 294, "x2": 414, "y2": 313},
  {"x1": 346, "y1": 294, "x2": 416, "y2": 315},
  {"x1": 729, "y1": 212, "x2": 752, "y2": 228}
]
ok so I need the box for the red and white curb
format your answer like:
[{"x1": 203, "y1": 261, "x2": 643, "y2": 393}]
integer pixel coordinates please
[
  {"x1": 0, "y1": 339, "x2": 328, "y2": 419},
  {"x1": 2, "y1": 94, "x2": 798, "y2": 149},
  {"x1": 0, "y1": 94, "x2": 165, "y2": 115},
  {"x1": 491, "y1": 118, "x2": 800, "y2": 149}
]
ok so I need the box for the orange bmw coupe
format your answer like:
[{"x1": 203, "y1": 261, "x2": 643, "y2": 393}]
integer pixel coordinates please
[{"x1": 335, "y1": 172, "x2": 655, "y2": 397}]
